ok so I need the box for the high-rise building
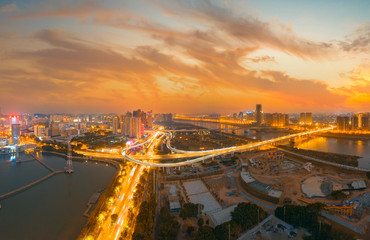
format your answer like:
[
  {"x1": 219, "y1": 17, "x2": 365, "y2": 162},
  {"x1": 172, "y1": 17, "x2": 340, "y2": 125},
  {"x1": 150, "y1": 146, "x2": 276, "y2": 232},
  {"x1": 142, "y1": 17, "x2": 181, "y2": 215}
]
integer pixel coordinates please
[
  {"x1": 300, "y1": 113, "x2": 306, "y2": 124},
  {"x1": 112, "y1": 116, "x2": 119, "y2": 134},
  {"x1": 284, "y1": 114, "x2": 290, "y2": 125},
  {"x1": 337, "y1": 116, "x2": 350, "y2": 131},
  {"x1": 121, "y1": 117, "x2": 142, "y2": 139},
  {"x1": 361, "y1": 116, "x2": 369, "y2": 130},
  {"x1": 10, "y1": 115, "x2": 20, "y2": 145},
  {"x1": 351, "y1": 115, "x2": 359, "y2": 130},
  {"x1": 133, "y1": 109, "x2": 147, "y2": 127},
  {"x1": 264, "y1": 113, "x2": 289, "y2": 127},
  {"x1": 46, "y1": 127, "x2": 60, "y2": 137},
  {"x1": 256, "y1": 104, "x2": 262, "y2": 126},
  {"x1": 344, "y1": 116, "x2": 350, "y2": 130},
  {"x1": 121, "y1": 117, "x2": 130, "y2": 136},
  {"x1": 305, "y1": 112, "x2": 312, "y2": 125},
  {"x1": 336, "y1": 116, "x2": 344, "y2": 130},
  {"x1": 300, "y1": 112, "x2": 312, "y2": 125},
  {"x1": 131, "y1": 117, "x2": 142, "y2": 139},
  {"x1": 34, "y1": 125, "x2": 46, "y2": 137},
  {"x1": 264, "y1": 113, "x2": 273, "y2": 125},
  {"x1": 147, "y1": 111, "x2": 153, "y2": 128},
  {"x1": 133, "y1": 109, "x2": 142, "y2": 118}
]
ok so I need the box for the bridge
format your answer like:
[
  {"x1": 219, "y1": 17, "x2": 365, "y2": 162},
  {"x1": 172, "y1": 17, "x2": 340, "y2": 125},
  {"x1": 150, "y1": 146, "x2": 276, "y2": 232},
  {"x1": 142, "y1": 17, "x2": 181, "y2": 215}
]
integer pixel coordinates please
[
  {"x1": 0, "y1": 171, "x2": 64, "y2": 200},
  {"x1": 121, "y1": 127, "x2": 335, "y2": 167}
]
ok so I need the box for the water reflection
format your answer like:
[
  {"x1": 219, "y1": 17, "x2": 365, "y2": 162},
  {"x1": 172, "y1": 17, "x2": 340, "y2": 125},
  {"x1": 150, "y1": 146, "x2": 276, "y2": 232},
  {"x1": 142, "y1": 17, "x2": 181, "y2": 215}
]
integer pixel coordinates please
[{"x1": 175, "y1": 120, "x2": 370, "y2": 169}]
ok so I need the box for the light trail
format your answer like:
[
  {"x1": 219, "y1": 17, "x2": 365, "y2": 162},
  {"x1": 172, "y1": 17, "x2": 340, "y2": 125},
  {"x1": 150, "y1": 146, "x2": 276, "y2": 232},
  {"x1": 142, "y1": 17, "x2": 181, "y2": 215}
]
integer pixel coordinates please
[
  {"x1": 91, "y1": 131, "x2": 163, "y2": 240},
  {"x1": 121, "y1": 126, "x2": 335, "y2": 167}
]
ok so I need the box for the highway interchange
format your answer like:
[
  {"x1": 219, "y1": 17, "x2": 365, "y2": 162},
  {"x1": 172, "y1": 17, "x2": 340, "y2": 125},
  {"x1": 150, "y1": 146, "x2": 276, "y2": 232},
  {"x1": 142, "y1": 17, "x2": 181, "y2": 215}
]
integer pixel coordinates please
[{"x1": 83, "y1": 126, "x2": 334, "y2": 240}]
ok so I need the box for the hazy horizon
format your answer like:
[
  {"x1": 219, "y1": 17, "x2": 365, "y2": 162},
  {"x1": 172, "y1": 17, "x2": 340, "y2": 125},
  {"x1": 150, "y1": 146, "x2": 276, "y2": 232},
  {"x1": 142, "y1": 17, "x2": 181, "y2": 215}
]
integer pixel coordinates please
[{"x1": 1, "y1": 0, "x2": 369, "y2": 113}]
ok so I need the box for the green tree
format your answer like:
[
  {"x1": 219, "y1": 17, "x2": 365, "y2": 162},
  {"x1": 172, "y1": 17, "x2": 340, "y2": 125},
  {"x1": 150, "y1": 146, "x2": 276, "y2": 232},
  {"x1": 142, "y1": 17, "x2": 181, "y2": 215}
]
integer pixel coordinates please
[
  {"x1": 330, "y1": 191, "x2": 347, "y2": 200},
  {"x1": 157, "y1": 206, "x2": 179, "y2": 240},
  {"x1": 110, "y1": 214, "x2": 118, "y2": 223},
  {"x1": 215, "y1": 221, "x2": 241, "y2": 240},
  {"x1": 276, "y1": 204, "x2": 355, "y2": 240},
  {"x1": 197, "y1": 218, "x2": 204, "y2": 227},
  {"x1": 180, "y1": 203, "x2": 203, "y2": 219},
  {"x1": 192, "y1": 226, "x2": 217, "y2": 240},
  {"x1": 187, "y1": 225, "x2": 195, "y2": 236},
  {"x1": 231, "y1": 202, "x2": 266, "y2": 231}
]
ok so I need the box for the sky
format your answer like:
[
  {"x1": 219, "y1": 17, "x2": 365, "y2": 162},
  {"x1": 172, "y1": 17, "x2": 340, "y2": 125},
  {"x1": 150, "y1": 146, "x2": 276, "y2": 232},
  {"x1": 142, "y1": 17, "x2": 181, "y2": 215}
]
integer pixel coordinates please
[{"x1": 0, "y1": 0, "x2": 369, "y2": 114}]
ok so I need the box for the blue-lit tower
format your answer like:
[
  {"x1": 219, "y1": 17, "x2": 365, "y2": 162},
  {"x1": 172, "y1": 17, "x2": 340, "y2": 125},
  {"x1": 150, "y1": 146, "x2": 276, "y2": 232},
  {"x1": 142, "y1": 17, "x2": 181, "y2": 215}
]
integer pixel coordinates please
[{"x1": 10, "y1": 115, "x2": 20, "y2": 145}]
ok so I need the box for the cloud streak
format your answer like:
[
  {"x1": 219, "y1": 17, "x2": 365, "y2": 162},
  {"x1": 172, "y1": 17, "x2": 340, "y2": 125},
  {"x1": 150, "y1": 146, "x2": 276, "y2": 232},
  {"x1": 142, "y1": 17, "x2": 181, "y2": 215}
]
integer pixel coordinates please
[{"x1": 0, "y1": 0, "x2": 369, "y2": 113}]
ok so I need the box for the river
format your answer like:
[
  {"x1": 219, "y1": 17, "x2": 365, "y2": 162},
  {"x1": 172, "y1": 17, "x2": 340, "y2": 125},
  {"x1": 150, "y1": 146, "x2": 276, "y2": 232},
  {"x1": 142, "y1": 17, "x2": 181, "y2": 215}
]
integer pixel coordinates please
[
  {"x1": 0, "y1": 152, "x2": 116, "y2": 240},
  {"x1": 174, "y1": 119, "x2": 370, "y2": 169}
]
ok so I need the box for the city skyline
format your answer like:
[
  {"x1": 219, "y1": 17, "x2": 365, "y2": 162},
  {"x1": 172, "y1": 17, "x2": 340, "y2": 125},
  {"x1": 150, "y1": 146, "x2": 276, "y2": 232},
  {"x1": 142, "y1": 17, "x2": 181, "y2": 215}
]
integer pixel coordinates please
[{"x1": 1, "y1": 0, "x2": 369, "y2": 113}]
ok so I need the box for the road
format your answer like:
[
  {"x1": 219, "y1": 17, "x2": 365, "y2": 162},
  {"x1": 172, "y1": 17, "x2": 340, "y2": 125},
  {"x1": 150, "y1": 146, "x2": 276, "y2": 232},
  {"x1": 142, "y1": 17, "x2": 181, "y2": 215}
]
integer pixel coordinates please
[
  {"x1": 76, "y1": 127, "x2": 335, "y2": 168},
  {"x1": 96, "y1": 164, "x2": 145, "y2": 240},
  {"x1": 93, "y1": 131, "x2": 163, "y2": 240},
  {"x1": 121, "y1": 126, "x2": 335, "y2": 167}
]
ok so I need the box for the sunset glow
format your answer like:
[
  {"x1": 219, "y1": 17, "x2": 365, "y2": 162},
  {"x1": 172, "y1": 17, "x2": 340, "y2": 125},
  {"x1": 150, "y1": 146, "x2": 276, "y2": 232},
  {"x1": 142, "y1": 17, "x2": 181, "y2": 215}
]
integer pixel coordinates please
[{"x1": 0, "y1": 0, "x2": 369, "y2": 113}]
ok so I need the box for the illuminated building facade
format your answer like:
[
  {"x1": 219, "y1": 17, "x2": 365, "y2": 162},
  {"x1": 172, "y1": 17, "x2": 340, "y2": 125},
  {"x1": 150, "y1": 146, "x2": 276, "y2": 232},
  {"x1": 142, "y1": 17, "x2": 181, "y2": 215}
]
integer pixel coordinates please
[
  {"x1": 112, "y1": 116, "x2": 119, "y2": 134},
  {"x1": 300, "y1": 113, "x2": 305, "y2": 124},
  {"x1": 305, "y1": 112, "x2": 312, "y2": 125},
  {"x1": 10, "y1": 115, "x2": 20, "y2": 145},
  {"x1": 34, "y1": 125, "x2": 46, "y2": 137},
  {"x1": 256, "y1": 104, "x2": 262, "y2": 126},
  {"x1": 336, "y1": 116, "x2": 350, "y2": 131},
  {"x1": 121, "y1": 117, "x2": 142, "y2": 139},
  {"x1": 146, "y1": 110, "x2": 153, "y2": 128},
  {"x1": 300, "y1": 112, "x2": 312, "y2": 125},
  {"x1": 264, "y1": 113, "x2": 289, "y2": 127}
]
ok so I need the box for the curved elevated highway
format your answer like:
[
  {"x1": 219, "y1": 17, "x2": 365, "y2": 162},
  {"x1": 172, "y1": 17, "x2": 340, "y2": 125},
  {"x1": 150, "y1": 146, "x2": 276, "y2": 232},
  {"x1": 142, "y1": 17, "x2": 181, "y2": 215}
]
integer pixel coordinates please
[{"x1": 122, "y1": 126, "x2": 335, "y2": 167}]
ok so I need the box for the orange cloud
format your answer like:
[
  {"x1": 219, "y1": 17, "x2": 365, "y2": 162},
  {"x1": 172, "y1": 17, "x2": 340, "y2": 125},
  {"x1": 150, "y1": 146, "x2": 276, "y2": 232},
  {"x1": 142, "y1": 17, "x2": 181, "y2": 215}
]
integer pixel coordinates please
[
  {"x1": 0, "y1": 1, "x2": 368, "y2": 113},
  {"x1": 335, "y1": 64, "x2": 370, "y2": 108}
]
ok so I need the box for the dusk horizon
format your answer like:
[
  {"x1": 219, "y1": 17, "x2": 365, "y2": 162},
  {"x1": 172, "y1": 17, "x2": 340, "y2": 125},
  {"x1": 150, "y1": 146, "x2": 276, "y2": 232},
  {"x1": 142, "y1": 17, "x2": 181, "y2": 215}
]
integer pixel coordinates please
[
  {"x1": 1, "y1": 1, "x2": 369, "y2": 240},
  {"x1": 1, "y1": 0, "x2": 369, "y2": 114}
]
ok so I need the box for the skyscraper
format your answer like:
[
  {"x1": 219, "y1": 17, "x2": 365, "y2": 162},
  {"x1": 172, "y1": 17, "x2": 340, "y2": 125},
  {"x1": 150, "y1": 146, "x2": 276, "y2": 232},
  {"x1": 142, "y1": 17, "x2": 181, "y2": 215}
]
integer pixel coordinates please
[
  {"x1": 147, "y1": 110, "x2": 153, "y2": 128},
  {"x1": 34, "y1": 124, "x2": 46, "y2": 137},
  {"x1": 305, "y1": 112, "x2": 312, "y2": 125},
  {"x1": 256, "y1": 104, "x2": 262, "y2": 126},
  {"x1": 284, "y1": 114, "x2": 290, "y2": 125},
  {"x1": 300, "y1": 112, "x2": 312, "y2": 125},
  {"x1": 300, "y1": 113, "x2": 306, "y2": 124},
  {"x1": 112, "y1": 116, "x2": 119, "y2": 134},
  {"x1": 10, "y1": 115, "x2": 20, "y2": 145},
  {"x1": 121, "y1": 117, "x2": 142, "y2": 139},
  {"x1": 336, "y1": 116, "x2": 350, "y2": 131},
  {"x1": 351, "y1": 115, "x2": 359, "y2": 130},
  {"x1": 361, "y1": 115, "x2": 369, "y2": 130}
]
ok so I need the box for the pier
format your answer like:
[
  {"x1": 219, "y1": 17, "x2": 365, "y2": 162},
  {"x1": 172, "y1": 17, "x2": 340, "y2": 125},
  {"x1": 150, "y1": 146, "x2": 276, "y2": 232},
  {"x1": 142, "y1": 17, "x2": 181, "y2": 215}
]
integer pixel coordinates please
[
  {"x1": 0, "y1": 152, "x2": 62, "y2": 201},
  {"x1": 0, "y1": 150, "x2": 121, "y2": 203},
  {"x1": 35, "y1": 157, "x2": 55, "y2": 172},
  {"x1": 0, "y1": 171, "x2": 64, "y2": 200}
]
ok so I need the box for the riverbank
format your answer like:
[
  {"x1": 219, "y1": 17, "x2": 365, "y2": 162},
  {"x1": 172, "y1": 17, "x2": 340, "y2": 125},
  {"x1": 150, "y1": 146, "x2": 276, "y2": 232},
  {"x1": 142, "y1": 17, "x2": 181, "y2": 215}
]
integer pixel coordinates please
[
  {"x1": 279, "y1": 145, "x2": 361, "y2": 167},
  {"x1": 42, "y1": 150, "x2": 121, "y2": 169},
  {"x1": 316, "y1": 132, "x2": 370, "y2": 140}
]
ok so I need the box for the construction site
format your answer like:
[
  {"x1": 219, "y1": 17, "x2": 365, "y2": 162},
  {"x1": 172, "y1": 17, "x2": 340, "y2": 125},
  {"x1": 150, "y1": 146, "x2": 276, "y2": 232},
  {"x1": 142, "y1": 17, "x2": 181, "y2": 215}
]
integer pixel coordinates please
[{"x1": 240, "y1": 149, "x2": 370, "y2": 227}]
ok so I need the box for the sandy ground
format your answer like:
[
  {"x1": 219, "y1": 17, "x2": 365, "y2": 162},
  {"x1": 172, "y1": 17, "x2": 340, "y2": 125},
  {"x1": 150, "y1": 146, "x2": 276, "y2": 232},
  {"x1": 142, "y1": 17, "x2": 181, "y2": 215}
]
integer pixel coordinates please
[
  {"x1": 203, "y1": 175, "x2": 247, "y2": 206},
  {"x1": 237, "y1": 151, "x2": 370, "y2": 229}
]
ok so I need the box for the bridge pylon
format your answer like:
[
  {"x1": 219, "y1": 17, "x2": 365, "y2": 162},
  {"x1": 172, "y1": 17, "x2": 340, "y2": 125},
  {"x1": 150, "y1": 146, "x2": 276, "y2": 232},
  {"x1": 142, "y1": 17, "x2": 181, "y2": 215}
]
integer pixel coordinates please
[{"x1": 65, "y1": 139, "x2": 74, "y2": 174}]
